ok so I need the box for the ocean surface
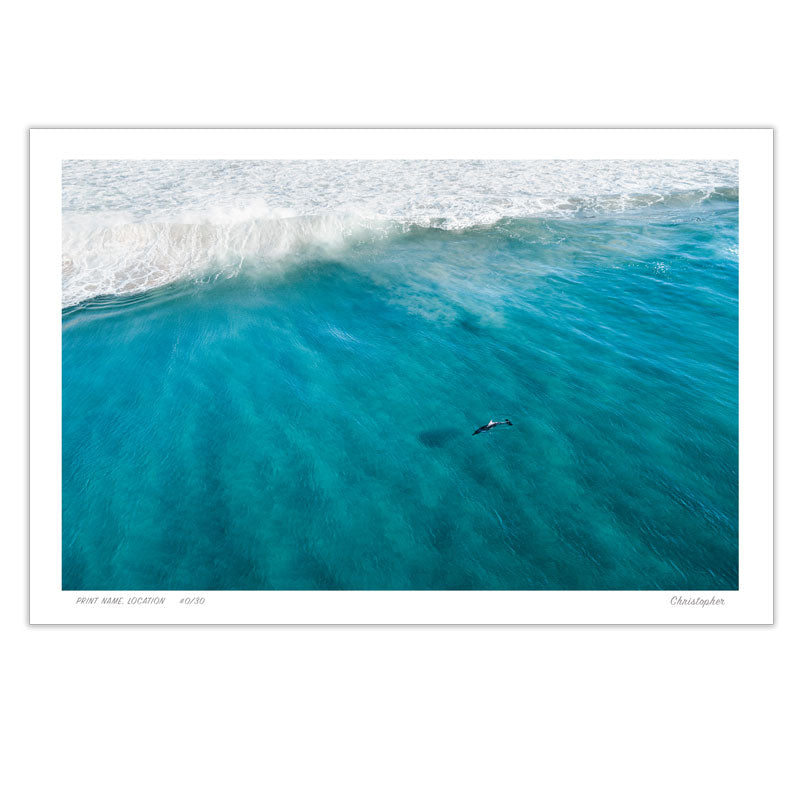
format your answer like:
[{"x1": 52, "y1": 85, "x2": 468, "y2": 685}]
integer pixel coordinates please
[{"x1": 62, "y1": 160, "x2": 739, "y2": 590}]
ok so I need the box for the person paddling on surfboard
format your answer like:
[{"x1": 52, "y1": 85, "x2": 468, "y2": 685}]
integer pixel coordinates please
[{"x1": 472, "y1": 418, "x2": 513, "y2": 435}]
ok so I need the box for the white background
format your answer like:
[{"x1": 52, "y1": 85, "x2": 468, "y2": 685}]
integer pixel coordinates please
[{"x1": 4, "y1": 1, "x2": 797, "y2": 799}]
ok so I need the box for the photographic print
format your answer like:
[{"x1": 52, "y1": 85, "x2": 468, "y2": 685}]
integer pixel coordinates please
[{"x1": 30, "y1": 129, "x2": 772, "y2": 622}]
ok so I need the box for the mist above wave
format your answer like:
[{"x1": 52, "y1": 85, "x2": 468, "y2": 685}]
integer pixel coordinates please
[{"x1": 61, "y1": 211, "x2": 388, "y2": 308}]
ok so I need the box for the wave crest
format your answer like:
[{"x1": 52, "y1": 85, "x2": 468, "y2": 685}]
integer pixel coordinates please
[
  {"x1": 62, "y1": 212, "x2": 390, "y2": 308},
  {"x1": 62, "y1": 186, "x2": 738, "y2": 308}
]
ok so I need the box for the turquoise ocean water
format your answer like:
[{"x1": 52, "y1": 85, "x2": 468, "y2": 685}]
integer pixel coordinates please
[{"x1": 62, "y1": 161, "x2": 738, "y2": 590}]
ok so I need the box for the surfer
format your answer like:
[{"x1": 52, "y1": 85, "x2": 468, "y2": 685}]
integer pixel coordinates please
[{"x1": 472, "y1": 418, "x2": 513, "y2": 435}]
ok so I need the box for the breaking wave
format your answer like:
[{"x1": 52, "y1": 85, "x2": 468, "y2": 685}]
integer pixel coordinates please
[{"x1": 62, "y1": 160, "x2": 738, "y2": 307}]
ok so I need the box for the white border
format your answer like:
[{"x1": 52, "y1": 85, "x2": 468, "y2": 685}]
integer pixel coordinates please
[{"x1": 30, "y1": 129, "x2": 773, "y2": 624}]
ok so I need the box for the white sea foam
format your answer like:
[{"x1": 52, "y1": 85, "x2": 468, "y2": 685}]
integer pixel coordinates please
[{"x1": 62, "y1": 160, "x2": 737, "y2": 306}]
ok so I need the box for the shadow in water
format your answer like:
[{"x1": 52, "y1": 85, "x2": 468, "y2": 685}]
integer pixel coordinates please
[{"x1": 418, "y1": 427, "x2": 463, "y2": 448}]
